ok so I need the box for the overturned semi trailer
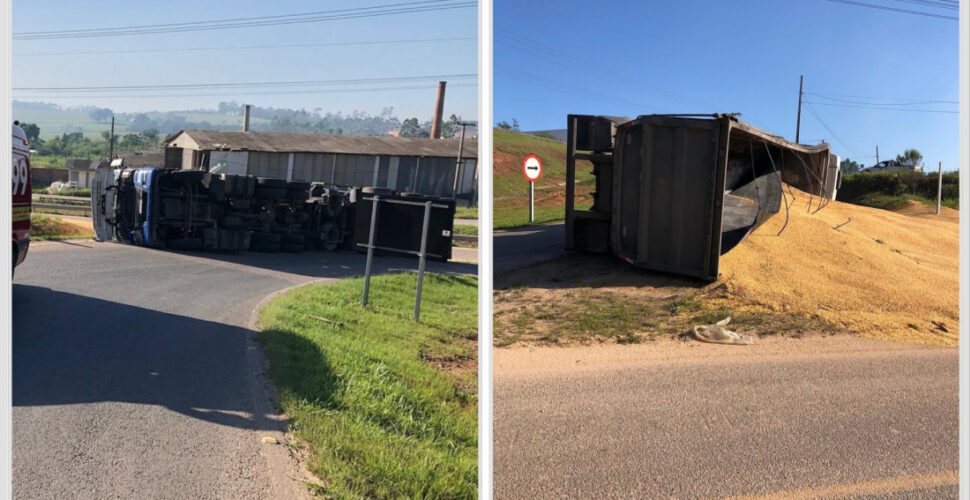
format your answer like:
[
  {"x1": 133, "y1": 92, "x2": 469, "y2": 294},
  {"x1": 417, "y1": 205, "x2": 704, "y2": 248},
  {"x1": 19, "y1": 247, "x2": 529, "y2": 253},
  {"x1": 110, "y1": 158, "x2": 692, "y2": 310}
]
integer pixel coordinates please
[
  {"x1": 565, "y1": 113, "x2": 832, "y2": 281},
  {"x1": 91, "y1": 161, "x2": 455, "y2": 259}
]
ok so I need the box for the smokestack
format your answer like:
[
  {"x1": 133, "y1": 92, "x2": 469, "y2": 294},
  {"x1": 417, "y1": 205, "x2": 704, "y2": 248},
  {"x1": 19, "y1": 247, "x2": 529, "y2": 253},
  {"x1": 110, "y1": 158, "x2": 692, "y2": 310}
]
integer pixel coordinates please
[
  {"x1": 430, "y1": 81, "x2": 446, "y2": 139},
  {"x1": 242, "y1": 104, "x2": 251, "y2": 132}
]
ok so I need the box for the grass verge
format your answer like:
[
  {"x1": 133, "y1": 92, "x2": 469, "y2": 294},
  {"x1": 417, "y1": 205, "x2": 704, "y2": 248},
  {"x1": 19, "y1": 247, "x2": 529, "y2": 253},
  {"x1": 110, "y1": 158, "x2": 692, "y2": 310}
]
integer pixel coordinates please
[
  {"x1": 258, "y1": 272, "x2": 478, "y2": 499},
  {"x1": 29, "y1": 214, "x2": 94, "y2": 240},
  {"x1": 453, "y1": 224, "x2": 478, "y2": 248},
  {"x1": 454, "y1": 206, "x2": 478, "y2": 219}
]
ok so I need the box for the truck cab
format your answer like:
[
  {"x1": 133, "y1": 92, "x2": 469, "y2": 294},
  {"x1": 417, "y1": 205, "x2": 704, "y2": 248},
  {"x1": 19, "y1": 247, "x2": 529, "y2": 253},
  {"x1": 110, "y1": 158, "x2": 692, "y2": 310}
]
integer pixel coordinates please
[{"x1": 12, "y1": 123, "x2": 31, "y2": 274}]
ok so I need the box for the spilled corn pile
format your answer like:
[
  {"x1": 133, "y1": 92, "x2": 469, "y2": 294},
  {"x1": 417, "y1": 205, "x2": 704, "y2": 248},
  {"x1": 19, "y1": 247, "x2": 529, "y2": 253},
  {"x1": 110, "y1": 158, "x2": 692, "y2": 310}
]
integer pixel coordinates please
[{"x1": 715, "y1": 186, "x2": 958, "y2": 345}]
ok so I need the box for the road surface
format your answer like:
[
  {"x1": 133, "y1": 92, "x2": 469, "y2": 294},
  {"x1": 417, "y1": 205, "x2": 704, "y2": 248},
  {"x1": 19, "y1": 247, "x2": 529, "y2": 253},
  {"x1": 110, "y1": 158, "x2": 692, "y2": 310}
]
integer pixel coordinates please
[
  {"x1": 13, "y1": 239, "x2": 474, "y2": 499},
  {"x1": 494, "y1": 223, "x2": 564, "y2": 273},
  {"x1": 494, "y1": 336, "x2": 958, "y2": 499}
]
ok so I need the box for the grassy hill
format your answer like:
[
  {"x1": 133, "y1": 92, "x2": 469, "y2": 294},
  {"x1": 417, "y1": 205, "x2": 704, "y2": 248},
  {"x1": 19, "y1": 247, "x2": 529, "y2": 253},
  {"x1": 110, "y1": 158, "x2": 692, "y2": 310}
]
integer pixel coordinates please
[{"x1": 493, "y1": 128, "x2": 594, "y2": 229}]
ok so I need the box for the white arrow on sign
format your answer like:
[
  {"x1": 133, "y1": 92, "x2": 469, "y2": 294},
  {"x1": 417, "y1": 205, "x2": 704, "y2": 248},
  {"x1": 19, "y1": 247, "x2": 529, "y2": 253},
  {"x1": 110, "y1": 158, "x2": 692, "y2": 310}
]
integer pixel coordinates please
[{"x1": 523, "y1": 154, "x2": 542, "y2": 182}]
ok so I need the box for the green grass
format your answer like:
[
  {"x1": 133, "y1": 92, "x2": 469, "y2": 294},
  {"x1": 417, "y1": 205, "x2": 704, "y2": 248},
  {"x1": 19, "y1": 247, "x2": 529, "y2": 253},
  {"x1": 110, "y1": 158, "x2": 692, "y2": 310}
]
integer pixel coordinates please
[
  {"x1": 29, "y1": 214, "x2": 93, "y2": 240},
  {"x1": 849, "y1": 192, "x2": 958, "y2": 211},
  {"x1": 454, "y1": 206, "x2": 478, "y2": 219},
  {"x1": 258, "y1": 273, "x2": 478, "y2": 499},
  {"x1": 453, "y1": 224, "x2": 477, "y2": 237},
  {"x1": 494, "y1": 205, "x2": 567, "y2": 231}
]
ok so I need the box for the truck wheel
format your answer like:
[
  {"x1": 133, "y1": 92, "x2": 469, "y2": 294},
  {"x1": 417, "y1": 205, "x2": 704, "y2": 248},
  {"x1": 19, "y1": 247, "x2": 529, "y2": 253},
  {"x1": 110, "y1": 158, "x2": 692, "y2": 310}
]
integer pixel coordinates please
[
  {"x1": 250, "y1": 231, "x2": 282, "y2": 245},
  {"x1": 280, "y1": 233, "x2": 305, "y2": 246}
]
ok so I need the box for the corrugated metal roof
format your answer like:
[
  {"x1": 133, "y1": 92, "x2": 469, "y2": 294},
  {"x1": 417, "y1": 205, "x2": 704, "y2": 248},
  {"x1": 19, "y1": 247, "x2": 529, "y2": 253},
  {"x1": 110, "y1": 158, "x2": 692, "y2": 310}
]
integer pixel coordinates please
[
  {"x1": 120, "y1": 149, "x2": 166, "y2": 167},
  {"x1": 64, "y1": 159, "x2": 94, "y2": 170},
  {"x1": 166, "y1": 130, "x2": 477, "y2": 158}
]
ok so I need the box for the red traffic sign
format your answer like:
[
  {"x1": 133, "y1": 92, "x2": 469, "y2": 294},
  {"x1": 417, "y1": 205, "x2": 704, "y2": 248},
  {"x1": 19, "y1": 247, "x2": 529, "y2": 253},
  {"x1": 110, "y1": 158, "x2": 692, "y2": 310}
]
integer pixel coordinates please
[{"x1": 523, "y1": 154, "x2": 542, "y2": 182}]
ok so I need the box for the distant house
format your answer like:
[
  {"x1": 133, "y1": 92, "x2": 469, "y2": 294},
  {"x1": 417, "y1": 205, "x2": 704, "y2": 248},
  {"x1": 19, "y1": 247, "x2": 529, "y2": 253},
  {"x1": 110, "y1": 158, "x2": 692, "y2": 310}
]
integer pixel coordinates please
[
  {"x1": 64, "y1": 159, "x2": 96, "y2": 189},
  {"x1": 63, "y1": 149, "x2": 167, "y2": 189},
  {"x1": 163, "y1": 129, "x2": 478, "y2": 203}
]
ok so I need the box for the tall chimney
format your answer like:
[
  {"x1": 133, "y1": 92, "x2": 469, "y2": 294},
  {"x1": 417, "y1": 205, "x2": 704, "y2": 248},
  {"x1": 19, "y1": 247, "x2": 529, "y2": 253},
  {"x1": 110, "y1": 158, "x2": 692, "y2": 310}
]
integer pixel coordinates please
[
  {"x1": 430, "y1": 81, "x2": 446, "y2": 139},
  {"x1": 242, "y1": 104, "x2": 251, "y2": 132}
]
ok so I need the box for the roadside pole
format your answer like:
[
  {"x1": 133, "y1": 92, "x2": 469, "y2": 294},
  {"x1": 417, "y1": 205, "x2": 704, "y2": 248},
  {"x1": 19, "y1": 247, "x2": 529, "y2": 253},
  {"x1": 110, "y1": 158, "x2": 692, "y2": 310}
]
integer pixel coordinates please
[
  {"x1": 937, "y1": 161, "x2": 943, "y2": 215},
  {"x1": 528, "y1": 181, "x2": 534, "y2": 223},
  {"x1": 414, "y1": 200, "x2": 432, "y2": 321},
  {"x1": 523, "y1": 155, "x2": 542, "y2": 224},
  {"x1": 362, "y1": 195, "x2": 380, "y2": 307}
]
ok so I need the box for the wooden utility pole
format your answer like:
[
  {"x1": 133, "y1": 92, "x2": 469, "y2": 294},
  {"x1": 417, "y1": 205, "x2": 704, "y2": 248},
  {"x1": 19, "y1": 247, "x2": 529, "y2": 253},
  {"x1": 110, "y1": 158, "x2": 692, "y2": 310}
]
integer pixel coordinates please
[{"x1": 795, "y1": 75, "x2": 803, "y2": 144}]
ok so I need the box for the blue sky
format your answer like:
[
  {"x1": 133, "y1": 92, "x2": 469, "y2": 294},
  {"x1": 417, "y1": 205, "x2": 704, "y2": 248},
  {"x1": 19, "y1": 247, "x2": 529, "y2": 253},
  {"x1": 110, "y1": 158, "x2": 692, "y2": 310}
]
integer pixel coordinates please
[
  {"x1": 12, "y1": 0, "x2": 478, "y2": 121},
  {"x1": 495, "y1": 0, "x2": 959, "y2": 170}
]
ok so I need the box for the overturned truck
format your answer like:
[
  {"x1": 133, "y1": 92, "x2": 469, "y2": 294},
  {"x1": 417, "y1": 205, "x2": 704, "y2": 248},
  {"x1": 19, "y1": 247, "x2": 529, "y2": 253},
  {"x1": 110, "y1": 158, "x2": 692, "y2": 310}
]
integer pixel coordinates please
[
  {"x1": 91, "y1": 162, "x2": 455, "y2": 260},
  {"x1": 565, "y1": 114, "x2": 834, "y2": 281}
]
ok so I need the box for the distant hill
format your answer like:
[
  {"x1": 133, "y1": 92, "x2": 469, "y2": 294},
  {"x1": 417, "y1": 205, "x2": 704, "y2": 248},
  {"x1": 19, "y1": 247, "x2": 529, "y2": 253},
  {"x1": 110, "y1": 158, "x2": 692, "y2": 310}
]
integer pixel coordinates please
[{"x1": 12, "y1": 100, "x2": 442, "y2": 140}]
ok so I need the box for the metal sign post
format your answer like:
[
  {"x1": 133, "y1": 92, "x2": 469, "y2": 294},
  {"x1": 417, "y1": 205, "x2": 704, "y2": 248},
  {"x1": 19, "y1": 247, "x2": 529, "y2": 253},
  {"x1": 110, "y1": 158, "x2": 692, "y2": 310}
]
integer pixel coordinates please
[
  {"x1": 523, "y1": 155, "x2": 543, "y2": 224},
  {"x1": 414, "y1": 200, "x2": 432, "y2": 321},
  {"x1": 528, "y1": 182, "x2": 534, "y2": 223},
  {"x1": 362, "y1": 195, "x2": 380, "y2": 307}
]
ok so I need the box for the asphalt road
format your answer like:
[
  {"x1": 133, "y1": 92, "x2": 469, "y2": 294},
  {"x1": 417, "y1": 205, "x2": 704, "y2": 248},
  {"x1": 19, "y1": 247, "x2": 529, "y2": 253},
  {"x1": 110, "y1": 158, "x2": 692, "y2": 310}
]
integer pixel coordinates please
[
  {"x1": 494, "y1": 222, "x2": 564, "y2": 273},
  {"x1": 13, "y1": 239, "x2": 474, "y2": 499},
  {"x1": 494, "y1": 338, "x2": 959, "y2": 499}
]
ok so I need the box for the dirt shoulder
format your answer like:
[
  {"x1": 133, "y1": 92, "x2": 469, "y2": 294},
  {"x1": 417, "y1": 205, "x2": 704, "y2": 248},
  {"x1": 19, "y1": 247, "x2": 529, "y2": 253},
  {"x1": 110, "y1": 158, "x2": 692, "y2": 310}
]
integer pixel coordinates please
[{"x1": 495, "y1": 334, "x2": 954, "y2": 379}]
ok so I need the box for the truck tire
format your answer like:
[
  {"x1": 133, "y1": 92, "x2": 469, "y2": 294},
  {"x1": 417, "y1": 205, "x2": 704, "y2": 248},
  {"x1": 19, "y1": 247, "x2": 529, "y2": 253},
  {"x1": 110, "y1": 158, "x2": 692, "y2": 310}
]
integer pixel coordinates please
[
  {"x1": 250, "y1": 241, "x2": 280, "y2": 253},
  {"x1": 280, "y1": 233, "x2": 305, "y2": 247},
  {"x1": 250, "y1": 231, "x2": 282, "y2": 245}
]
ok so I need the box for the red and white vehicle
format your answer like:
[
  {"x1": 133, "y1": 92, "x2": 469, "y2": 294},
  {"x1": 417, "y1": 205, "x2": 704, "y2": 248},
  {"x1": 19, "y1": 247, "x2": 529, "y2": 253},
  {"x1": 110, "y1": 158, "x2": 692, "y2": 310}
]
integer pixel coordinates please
[{"x1": 12, "y1": 123, "x2": 31, "y2": 274}]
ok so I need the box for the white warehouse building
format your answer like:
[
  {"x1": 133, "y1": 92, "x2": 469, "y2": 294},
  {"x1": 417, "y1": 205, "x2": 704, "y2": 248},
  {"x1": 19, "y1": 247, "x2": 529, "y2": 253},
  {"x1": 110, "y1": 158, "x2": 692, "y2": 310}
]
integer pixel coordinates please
[{"x1": 163, "y1": 130, "x2": 478, "y2": 204}]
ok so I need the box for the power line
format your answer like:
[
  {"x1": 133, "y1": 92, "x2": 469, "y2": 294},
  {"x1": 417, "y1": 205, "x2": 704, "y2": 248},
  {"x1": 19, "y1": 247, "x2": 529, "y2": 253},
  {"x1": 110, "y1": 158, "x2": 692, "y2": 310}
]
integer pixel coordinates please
[
  {"x1": 803, "y1": 90, "x2": 958, "y2": 104},
  {"x1": 16, "y1": 37, "x2": 476, "y2": 57},
  {"x1": 887, "y1": 0, "x2": 959, "y2": 10},
  {"x1": 804, "y1": 100, "x2": 958, "y2": 114},
  {"x1": 804, "y1": 92, "x2": 957, "y2": 106},
  {"x1": 13, "y1": 1, "x2": 476, "y2": 40},
  {"x1": 802, "y1": 101, "x2": 858, "y2": 155},
  {"x1": 14, "y1": 73, "x2": 477, "y2": 93},
  {"x1": 823, "y1": 0, "x2": 958, "y2": 20}
]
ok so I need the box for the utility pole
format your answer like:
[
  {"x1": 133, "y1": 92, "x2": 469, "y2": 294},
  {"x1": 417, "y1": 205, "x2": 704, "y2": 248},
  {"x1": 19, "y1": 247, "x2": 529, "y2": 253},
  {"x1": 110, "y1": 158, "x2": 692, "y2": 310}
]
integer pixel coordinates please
[
  {"x1": 937, "y1": 161, "x2": 943, "y2": 215},
  {"x1": 109, "y1": 116, "x2": 115, "y2": 160},
  {"x1": 876, "y1": 145, "x2": 879, "y2": 164},
  {"x1": 795, "y1": 75, "x2": 803, "y2": 144}
]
